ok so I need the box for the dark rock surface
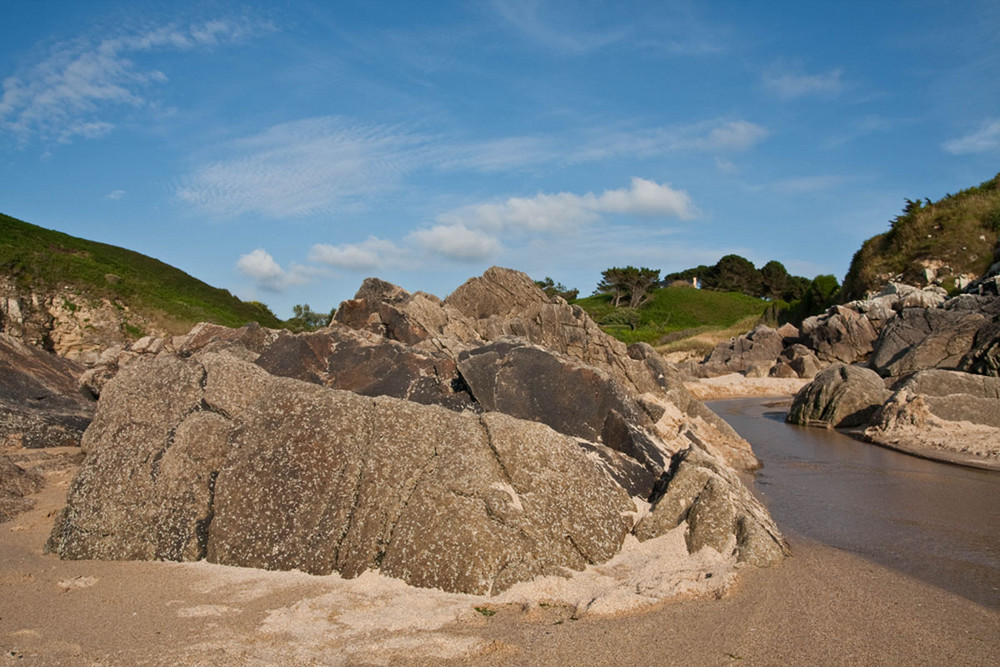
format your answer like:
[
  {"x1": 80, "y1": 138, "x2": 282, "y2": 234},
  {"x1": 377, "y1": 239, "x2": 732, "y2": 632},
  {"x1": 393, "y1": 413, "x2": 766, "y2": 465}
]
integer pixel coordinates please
[
  {"x1": 868, "y1": 307, "x2": 988, "y2": 377},
  {"x1": 0, "y1": 455, "x2": 44, "y2": 523},
  {"x1": 0, "y1": 333, "x2": 95, "y2": 449},
  {"x1": 256, "y1": 327, "x2": 472, "y2": 410}
]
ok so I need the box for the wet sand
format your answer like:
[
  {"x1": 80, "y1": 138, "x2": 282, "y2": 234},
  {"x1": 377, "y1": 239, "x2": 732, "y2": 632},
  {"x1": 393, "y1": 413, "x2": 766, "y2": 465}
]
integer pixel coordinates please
[{"x1": 3, "y1": 445, "x2": 999, "y2": 664}]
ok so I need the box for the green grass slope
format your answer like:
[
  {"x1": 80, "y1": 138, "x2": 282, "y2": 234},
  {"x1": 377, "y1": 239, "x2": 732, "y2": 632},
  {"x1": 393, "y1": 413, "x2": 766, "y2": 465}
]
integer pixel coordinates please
[
  {"x1": 841, "y1": 172, "x2": 1000, "y2": 300},
  {"x1": 0, "y1": 212, "x2": 282, "y2": 333},
  {"x1": 573, "y1": 285, "x2": 768, "y2": 345}
]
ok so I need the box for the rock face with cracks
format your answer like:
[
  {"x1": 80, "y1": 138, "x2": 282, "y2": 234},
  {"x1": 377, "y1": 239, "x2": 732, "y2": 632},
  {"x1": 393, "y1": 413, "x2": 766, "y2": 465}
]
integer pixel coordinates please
[
  {"x1": 48, "y1": 267, "x2": 787, "y2": 595},
  {"x1": 0, "y1": 332, "x2": 95, "y2": 450}
]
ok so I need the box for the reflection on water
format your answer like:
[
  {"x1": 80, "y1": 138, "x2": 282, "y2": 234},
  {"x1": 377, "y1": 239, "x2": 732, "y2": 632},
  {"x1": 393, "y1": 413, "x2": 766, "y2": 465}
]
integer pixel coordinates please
[{"x1": 710, "y1": 398, "x2": 1000, "y2": 610}]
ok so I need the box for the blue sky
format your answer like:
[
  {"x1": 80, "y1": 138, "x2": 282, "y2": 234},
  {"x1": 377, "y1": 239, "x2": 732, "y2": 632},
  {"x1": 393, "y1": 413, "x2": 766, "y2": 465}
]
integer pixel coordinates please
[{"x1": 2, "y1": 0, "x2": 998, "y2": 318}]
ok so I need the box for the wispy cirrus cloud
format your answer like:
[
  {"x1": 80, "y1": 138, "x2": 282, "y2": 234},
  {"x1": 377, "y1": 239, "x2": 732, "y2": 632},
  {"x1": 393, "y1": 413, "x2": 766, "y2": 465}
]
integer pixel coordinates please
[
  {"x1": 177, "y1": 117, "x2": 432, "y2": 219},
  {"x1": 0, "y1": 17, "x2": 272, "y2": 145},
  {"x1": 490, "y1": 0, "x2": 725, "y2": 57},
  {"x1": 178, "y1": 116, "x2": 764, "y2": 221},
  {"x1": 490, "y1": 0, "x2": 627, "y2": 54},
  {"x1": 942, "y1": 118, "x2": 1000, "y2": 154},
  {"x1": 763, "y1": 62, "x2": 845, "y2": 100}
]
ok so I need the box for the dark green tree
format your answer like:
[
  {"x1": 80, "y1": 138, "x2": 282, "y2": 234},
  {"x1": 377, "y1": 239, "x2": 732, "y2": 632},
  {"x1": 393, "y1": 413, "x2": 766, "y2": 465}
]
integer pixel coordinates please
[
  {"x1": 286, "y1": 303, "x2": 331, "y2": 332},
  {"x1": 801, "y1": 275, "x2": 840, "y2": 315},
  {"x1": 759, "y1": 260, "x2": 790, "y2": 300},
  {"x1": 597, "y1": 266, "x2": 660, "y2": 308},
  {"x1": 534, "y1": 276, "x2": 579, "y2": 301},
  {"x1": 709, "y1": 254, "x2": 762, "y2": 295}
]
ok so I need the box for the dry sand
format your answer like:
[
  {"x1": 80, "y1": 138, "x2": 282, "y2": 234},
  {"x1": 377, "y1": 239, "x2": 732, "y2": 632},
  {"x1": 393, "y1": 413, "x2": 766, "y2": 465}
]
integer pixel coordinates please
[
  {"x1": 3, "y1": 451, "x2": 998, "y2": 665},
  {"x1": 685, "y1": 374, "x2": 811, "y2": 401}
]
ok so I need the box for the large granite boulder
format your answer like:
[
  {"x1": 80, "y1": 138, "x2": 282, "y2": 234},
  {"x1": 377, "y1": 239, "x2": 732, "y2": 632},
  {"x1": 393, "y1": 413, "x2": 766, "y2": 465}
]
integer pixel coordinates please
[
  {"x1": 0, "y1": 333, "x2": 95, "y2": 449},
  {"x1": 49, "y1": 268, "x2": 788, "y2": 594},
  {"x1": 48, "y1": 351, "x2": 636, "y2": 594},
  {"x1": 787, "y1": 364, "x2": 891, "y2": 428}
]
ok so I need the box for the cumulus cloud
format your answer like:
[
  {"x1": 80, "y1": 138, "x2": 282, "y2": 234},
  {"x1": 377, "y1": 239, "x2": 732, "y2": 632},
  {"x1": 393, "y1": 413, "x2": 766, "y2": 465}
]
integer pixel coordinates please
[
  {"x1": 437, "y1": 177, "x2": 696, "y2": 236},
  {"x1": 308, "y1": 237, "x2": 405, "y2": 271},
  {"x1": 177, "y1": 117, "x2": 429, "y2": 219},
  {"x1": 236, "y1": 248, "x2": 315, "y2": 292},
  {"x1": 942, "y1": 119, "x2": 1000, "y2": 154},
  {"x1": 0, "y1": 17, "x2": 271, "y2": 144},
  {"x1": 763, "y1": 65, "x2": 844, "y2": 100},
  {"x1": 407, "y1": 224, "x2": 502, "y2": 261},
  {"x1": 406, "y1": 177, "x2": 696, "y2": 262}
]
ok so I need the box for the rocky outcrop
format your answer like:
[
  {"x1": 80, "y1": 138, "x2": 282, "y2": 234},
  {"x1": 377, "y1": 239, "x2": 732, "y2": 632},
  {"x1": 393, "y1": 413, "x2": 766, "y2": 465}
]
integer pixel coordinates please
[
  {"x1": 800, "y1": 305, "x2": 880, "y2": 364},
  {"x1": 633, "y1": 446, "x2": 787, "y2": 565},
  {"x1": 49, "y1": 267, "x2": 787, "y2": 594},
  {"x1": 702, "y1": 325, "x2": 785, "y2": 376},
  {"x1": 868, "y1": 307, "x2": 989, "y2": 377},
  {"x1": 0, "y1": 333, "x2": 95, "y2": 450},
  {"x1": 863, "y1": 389, "x2": 1000, "y2": 470},
  {"x1": 0, "y1": 278, "x2": 158, "y2": 364},
  {"x1": 787, "y1": 364, "x2": 891, "y2": 428}
]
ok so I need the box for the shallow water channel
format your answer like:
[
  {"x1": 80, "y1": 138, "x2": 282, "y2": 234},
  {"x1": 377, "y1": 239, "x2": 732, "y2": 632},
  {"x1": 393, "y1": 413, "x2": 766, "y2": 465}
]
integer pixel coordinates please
[{"x1": 710, "y1": 398, "x2": 1000, "y2": 611}]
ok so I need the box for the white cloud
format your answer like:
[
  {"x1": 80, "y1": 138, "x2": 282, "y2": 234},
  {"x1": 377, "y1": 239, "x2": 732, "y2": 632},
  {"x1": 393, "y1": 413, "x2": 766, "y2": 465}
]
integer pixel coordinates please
[
  {"x1": 942, "y1": 119, "x2": 1000, "y2": 154},
  {"x1": 764, "y1": 65, "x2": 845, "y2": 100},
  {"x1": 0, "y1": 18, "x2": 270, "y2": 144},
  {"x1": 407, "y1": 224, "x2": 502, "y2": 261},
  {"x1": 236, "y1": 249, "x2": 314, "y2": 292},
  {"x1": 177, "y1": 117, "x2": 429, "y2": 219},
  {"x1": 105, "y1": 189, "x2": 125, "y2": 200},
  {"x1": 437, "y1": 177, "x2": 696, "y2": 235},
  {"x1": 308, "y1": 237, "x2": 404, "y2": 271}
]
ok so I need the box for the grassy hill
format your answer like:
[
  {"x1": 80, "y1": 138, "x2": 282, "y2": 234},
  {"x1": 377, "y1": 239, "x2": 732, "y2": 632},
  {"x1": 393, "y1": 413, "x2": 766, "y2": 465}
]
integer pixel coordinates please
[
  {"x1": 841, "y1": 172, "x2": 1000, "y2": 300},
  {"x1": 0, "y1": 212, "x2": 282, "y2": 334},
  {"x1": 573, "y1": 285, "x2": 768, "y2": 345}
]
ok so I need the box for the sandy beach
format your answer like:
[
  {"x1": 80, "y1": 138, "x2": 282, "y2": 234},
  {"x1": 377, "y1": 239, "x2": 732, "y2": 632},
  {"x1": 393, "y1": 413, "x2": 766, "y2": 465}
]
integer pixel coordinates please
[{"x1": 3, "y1": 448, "x2": 998, "y2": 666}]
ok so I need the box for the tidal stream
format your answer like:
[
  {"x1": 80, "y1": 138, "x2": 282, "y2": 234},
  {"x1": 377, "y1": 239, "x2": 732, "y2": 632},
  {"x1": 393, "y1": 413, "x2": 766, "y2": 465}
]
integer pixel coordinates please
[{"x1": 710, "y1": 398, "x2": 1000, "y2": 610}]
